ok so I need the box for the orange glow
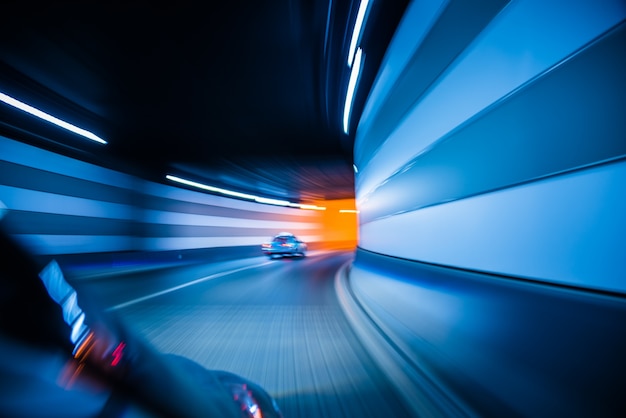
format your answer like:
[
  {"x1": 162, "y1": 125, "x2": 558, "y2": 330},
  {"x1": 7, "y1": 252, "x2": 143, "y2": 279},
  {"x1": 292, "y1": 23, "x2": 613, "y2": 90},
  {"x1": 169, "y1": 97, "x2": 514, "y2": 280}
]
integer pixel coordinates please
[
  {"x1": 308, "y1": 198, "x2": 358, "y2": 250},
  {"x1": 58, "y1": 358, "x2": 86, "y2": 389},
  {"x1": 74, "y1": 331, "x2": 96, "y2": 361}
]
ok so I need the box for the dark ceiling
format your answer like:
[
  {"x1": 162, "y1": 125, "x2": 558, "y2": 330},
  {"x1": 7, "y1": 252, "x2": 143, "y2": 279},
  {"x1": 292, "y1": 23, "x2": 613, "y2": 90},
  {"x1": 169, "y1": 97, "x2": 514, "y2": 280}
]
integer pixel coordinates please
[{"x1": 0, "y1": 1, "x2": 408, "y2": 202}]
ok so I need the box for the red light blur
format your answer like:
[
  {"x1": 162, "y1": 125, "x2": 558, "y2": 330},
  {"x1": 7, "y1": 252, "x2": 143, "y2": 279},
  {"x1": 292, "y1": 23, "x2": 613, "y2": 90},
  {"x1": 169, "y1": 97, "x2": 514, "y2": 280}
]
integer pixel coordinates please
[{"x1": 111, "y1": 341, "x2": 126, "y2": 366}]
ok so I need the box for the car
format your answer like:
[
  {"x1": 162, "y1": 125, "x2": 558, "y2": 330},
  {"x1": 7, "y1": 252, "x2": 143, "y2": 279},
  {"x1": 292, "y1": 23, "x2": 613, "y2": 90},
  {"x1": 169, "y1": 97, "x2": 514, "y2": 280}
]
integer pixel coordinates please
[
  {"x1": 0, "y1": 224, "x2": 283, "y2": 418},
  {"x1": 261, "y1": 232, "x2": 307, "y2": 258}
]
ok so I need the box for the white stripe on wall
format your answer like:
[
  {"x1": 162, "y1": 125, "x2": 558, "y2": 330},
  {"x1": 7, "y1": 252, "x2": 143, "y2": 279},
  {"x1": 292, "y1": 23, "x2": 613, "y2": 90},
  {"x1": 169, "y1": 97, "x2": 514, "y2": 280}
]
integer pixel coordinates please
[
  {"x1": 359, "y1": 160, "x2": 626, "y2": 293},
  {"x1": 0, "y1": 185, "x2": 137, "y2": 220}
]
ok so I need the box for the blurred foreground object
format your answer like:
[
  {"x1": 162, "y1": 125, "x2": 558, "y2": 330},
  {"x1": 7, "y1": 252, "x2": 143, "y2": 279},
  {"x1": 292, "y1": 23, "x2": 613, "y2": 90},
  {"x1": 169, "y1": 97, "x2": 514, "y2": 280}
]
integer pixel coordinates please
[{"x1": 0, "y1": 222, "x2": 282, "y2": 418}]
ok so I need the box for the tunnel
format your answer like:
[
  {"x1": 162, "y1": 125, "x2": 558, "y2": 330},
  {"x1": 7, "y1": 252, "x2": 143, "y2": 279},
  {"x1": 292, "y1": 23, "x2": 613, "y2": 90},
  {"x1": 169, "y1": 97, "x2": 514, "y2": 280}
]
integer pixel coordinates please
[{"x1": 1, "y1": 1, "x2": 625, "y2": 417}]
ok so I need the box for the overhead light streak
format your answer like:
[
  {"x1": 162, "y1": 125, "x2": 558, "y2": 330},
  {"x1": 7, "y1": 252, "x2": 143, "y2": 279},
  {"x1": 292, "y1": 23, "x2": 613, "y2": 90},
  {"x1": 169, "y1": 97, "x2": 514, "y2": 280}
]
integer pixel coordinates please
[
  {"x1": 339, "y1": 209, "x2": 360, "y2": 213},
  {"x1": 0, "y1": 91, "x2": 107, "y2": 144},
  {"x1": 166, "y1": 175, "x2": 326, "y2": 210},
  {"x1": 255, "y1": 196, "x2": 291, "y2": 206},
  {"x1": 347, "y1": 0, "x2": 370, "y2": 67},
  {"x1": 295, "y1": 204, "x2": 327, "y2": 211},
  {"x1": 343, "y1": 47, "x2": 364, "y2": 134},
  {"x1": 166, "y1": 175, "x2": 257, "y2": 199}
]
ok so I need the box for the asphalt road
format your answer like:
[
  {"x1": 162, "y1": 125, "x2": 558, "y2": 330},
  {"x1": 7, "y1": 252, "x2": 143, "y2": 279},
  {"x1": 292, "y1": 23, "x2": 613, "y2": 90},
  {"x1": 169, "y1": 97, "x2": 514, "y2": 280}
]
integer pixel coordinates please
[{"x1": 69, "y1": 251, "x2": 412, "y2": 418}]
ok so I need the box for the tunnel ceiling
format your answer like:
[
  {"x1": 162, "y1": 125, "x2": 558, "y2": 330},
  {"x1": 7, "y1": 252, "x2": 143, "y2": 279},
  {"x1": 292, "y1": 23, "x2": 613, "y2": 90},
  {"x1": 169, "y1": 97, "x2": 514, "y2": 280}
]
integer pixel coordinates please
[{"x1": 0, "y1": 1, "x2": 408, "y2": 202}]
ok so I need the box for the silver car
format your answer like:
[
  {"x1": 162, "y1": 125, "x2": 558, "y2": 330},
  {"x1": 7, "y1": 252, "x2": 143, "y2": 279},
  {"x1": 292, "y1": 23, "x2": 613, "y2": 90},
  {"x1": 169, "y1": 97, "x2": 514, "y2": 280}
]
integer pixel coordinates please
[{"x1": 261, "y1": 232, "x2": 307, "y2": 258}]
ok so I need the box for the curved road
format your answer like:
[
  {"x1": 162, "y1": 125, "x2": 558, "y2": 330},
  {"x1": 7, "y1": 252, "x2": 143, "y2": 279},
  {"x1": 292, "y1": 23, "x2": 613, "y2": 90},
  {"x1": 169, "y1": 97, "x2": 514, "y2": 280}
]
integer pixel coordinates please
[{"x1": 69, "y1": 251, "x2": 412, "y2": 418}]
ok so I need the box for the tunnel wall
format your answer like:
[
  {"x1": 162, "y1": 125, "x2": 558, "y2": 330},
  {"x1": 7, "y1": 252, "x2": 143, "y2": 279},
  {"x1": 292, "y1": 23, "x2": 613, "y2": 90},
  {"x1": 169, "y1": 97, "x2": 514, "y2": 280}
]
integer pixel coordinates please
[
  {"x1": 0, "y1": 135, "x2": 322, "y2": 257},
  {"x1": 353, "y1": 0, "x2": 626, "y2": 294},
  {"x1": 347, "y1": 1, "x2": 626, "y2": 416}
]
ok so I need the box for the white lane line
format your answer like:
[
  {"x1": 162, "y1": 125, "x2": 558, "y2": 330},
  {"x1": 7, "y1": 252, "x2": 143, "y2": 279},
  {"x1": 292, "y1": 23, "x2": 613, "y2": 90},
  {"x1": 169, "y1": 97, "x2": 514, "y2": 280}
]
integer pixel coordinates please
[{"x1": 107, "y1": 261, "x2": 273, "y2": 311}]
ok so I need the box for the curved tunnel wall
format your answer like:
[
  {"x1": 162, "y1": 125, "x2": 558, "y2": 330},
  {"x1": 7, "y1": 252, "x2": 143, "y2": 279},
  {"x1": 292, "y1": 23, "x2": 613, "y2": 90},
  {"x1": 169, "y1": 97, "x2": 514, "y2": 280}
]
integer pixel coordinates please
[
  {"x1": 0, "y1": 135, "x2": 322, "y2": 258},
  {"x1": 354, "y1": 0, "x2": 626, "y2": 294},
  {"x1": 348, "y1": 1, "x2": 626, "y2": 416}
]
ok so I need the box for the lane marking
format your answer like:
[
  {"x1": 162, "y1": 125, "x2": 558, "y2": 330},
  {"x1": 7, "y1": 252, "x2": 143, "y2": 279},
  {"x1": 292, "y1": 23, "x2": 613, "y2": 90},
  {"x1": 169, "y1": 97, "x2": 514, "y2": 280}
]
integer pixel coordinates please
[{"x1": 107, "y1": 261, "x2": 273, "y2": 311}]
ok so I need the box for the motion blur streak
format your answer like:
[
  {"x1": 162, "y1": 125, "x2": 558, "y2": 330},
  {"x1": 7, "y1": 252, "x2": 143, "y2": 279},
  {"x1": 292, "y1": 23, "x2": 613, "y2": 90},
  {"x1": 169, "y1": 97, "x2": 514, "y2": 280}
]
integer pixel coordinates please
[
  {"x1": 0, "y1": 135, "x2": 332, "y2": 256},
  {"x1": 69, "y1": 252, "x2": 413, "y2": 417},
  {"x1": 354, "y1": 0, "x2": 626, "y2": 292},
  {"x1": 0, "y1": 92, "x2": 107, "y2": 144},
  {"x1": 39, "y1": 260, "x2": 89, "y2": 346},
  {"x1": 343, "y1": 47, "x2": 363, "y2": 134},
  {"x1": 349, "y1": 0, "x2": 626, "y2": 415},
  {"x1": 1, "y1": 1, "x2": 624, "y2": 417},
  {"x1": 111, "y1": 342, "x2": 125, "y2": 366},
  {"x1": 347, "y1": 0, "x2": 370, "y2": 67}
]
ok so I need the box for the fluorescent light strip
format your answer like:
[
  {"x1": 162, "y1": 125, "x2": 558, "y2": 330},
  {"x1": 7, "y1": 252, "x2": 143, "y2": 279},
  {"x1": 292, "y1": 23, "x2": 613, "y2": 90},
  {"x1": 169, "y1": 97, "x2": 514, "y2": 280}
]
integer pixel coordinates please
[
  {"x1": 255, "y1": 196, "x2": 291, "y2": 206},
  {"x1": 297, "y1": 204, "x2": 327, "y2": 211},
  {"x1": 347, "y1": 0, "x2": 370, "y2": 67},
  {"x1": 339, "y1": 209, "x2": 360, "y2": 213},
  {"x1": 0, "y1": 92, "x2": 107, "y2": 144},
  {"x1": 343, "y1": 47, "x2": 364, "y2": 134},
  {"x1": 166, "y1": 175, "x2": 257, "y2": 199},
  {"x1": 166, "y1": 174, "x2": 326, "y2": 210}
]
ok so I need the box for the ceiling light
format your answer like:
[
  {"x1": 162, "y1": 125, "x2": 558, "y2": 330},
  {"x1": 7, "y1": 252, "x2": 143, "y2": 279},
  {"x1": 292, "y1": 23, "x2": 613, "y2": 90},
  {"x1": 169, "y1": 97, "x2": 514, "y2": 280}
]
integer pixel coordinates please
[
  {"x1": 166, "y1": 174, "x2": 326, "y2": 210},
  {"x1": 254, "y1": 197, "x2": 291, "y2": 206},
  {"x1": 347, "y1": 0, "x2": 370, "y2": 67},
  {"x1": 296, "y1": 204, "x2": 327, "y2": 211},
  {"x1": 166, "y1": 175, "x2": 257, "y2": 199},
  {"x1": 343, "y1": 47, "x2": 364, "y2": 134},
  {"x1": 0, "y1": 91, "x2": 107, "y2": 144}
]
